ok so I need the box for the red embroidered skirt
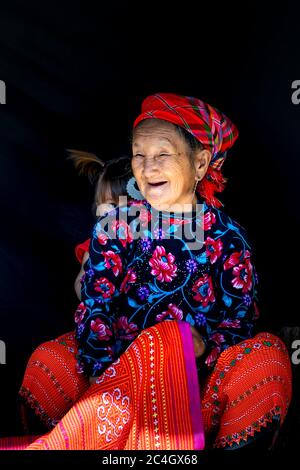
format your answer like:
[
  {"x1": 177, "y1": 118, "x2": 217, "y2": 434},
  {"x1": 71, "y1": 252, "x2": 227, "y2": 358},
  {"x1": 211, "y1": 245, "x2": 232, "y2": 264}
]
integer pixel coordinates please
[{"x1": 6, "y1": 323, "x2": 292, "y2": 450}]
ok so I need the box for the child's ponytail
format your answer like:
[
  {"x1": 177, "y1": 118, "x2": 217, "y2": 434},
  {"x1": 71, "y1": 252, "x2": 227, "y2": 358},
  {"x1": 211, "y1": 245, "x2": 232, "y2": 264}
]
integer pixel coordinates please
[
  {"x1": 66, "y1": 149, "x2": 106, "y2": 184},
  {"x1": 66, "y1": 149, "x2": 132, "y2": 212}
]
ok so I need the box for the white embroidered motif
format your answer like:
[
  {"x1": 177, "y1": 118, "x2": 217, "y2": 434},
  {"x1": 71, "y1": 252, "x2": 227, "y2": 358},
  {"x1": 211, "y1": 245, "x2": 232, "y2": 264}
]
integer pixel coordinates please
[{"x1": 97, "y1": 387, "x2": 130, "y2": 442}]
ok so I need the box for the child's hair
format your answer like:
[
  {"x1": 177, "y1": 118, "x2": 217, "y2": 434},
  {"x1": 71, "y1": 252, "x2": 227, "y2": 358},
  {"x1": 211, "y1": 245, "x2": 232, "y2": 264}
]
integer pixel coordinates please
[{"x1": 66, "y1": 149, "x2": 132, "y2": 213}]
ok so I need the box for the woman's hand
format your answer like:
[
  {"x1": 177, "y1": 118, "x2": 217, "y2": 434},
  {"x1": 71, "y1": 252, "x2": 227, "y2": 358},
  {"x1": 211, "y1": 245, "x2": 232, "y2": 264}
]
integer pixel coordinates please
[
  {"x1": 190, "y1": 326, "x2": 206, "y2": 358},
  {"x1": 89, "y1": 376, "x2": 99, "y2": 386}
]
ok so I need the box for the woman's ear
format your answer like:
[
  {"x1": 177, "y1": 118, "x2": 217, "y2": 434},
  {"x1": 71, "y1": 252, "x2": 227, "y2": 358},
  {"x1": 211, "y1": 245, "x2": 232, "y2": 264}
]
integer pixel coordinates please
[{"x1": 194, "y1": 149, "x2": 212, "y2": 181}]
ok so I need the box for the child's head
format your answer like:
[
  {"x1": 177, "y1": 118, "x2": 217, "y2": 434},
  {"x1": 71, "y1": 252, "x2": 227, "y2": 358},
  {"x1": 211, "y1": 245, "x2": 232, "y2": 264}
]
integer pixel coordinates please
[
  {"x1": 94, "y1": 155, "x2": 132, "y2": 216},
  {"x1": 67, "y1": 150, "x2": 132, "y2": 216}
]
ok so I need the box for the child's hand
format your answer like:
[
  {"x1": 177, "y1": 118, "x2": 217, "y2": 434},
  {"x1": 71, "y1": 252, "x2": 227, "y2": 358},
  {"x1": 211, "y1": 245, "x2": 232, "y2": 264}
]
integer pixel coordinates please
[{"x1": 190, "y1": 326, "x2": 206, "y2": 358}]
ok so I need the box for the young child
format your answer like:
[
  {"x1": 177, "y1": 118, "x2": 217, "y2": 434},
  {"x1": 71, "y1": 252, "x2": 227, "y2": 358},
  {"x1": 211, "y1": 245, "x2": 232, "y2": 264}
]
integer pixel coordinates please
[
  {"x1": 18, "y1": 151, "x2": 132, "y2": 432},
  {"x1": 68, "y1": 150, "x2": 132, "y2": 300}
]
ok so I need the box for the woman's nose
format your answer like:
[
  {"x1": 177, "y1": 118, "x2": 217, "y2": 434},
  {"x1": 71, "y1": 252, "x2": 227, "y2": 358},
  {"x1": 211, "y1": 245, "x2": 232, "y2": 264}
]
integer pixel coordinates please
[{"x1": 142, "y1": 156, "x2": 159, "y2": 176}]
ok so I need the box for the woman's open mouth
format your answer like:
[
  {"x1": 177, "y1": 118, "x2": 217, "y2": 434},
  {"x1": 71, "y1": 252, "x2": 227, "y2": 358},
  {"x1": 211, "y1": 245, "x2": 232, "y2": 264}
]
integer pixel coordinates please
[
  {"x1": 148, "y1": 181, "x2": 168, "y2": 187},
  {"x1": 146, "y1": 181, "x2": 168, "y2": 197}
]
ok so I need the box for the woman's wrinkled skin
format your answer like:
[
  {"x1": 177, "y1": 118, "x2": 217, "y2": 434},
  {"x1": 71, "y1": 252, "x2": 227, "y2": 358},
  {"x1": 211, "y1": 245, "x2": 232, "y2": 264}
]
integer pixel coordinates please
[{"x1": 131, "y1": 119, "x2": 211, "y2": 212}]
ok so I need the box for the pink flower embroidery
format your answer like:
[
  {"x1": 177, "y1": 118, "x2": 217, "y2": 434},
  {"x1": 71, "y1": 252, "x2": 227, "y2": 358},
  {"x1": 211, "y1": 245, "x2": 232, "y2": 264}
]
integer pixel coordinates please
[
  {"x1": 205, "y1": 237, "x2": 223, "y2": 264},
  {"x1": 120, "y1": 268, "x2": 137, "y2": 293},
  {"x1": 205, "y1": 346, "x2": 221, "y2": 368},
  {"x1": 93, "y1": 277, "x2": 115, "y2": 299},
  {"x1": 139, "y1": 207, "x2": 152, "y2": 227},
  {"x1": 156, "y1": 303, "x2": 184, "y2": 322},
  {"x1": 223, "y1": 249, "x2": 251, "y2": 270},
  {"x1": 90, "y1": 318, "x2": 112, "y2": 341},
  {"x1": 192, "y1": 274, "x2": 215, "y2": 306},
  {"x1": 74, "y1": 302, "x2": 87, "y2": 324},
  {"x1": 210, "y1": 332, "x2": 226, "y2": 345},
  {"x1": 111, "y1": 220, "x2": 133, "y2": 248},
  {"x1": 232, "y1": 257, "x2": 253, "y2": 293},
  {"x1": 97, "y1": 232, "x2": 108, "y2": 245},
  {"x1": 102, "y1": 250, "x2": 123, "y2": 277},
  {"x1": 149, "y1": 246, "x2": 177, "y2": 283},
  {"x1": 204, "y1": 211, "x2": 216, "y2": 230},
  {"x1": 218, "y1": 319, "x2": 241, "y2": 329},
  {"x1": 113, "y1": 316, "x2": 139, "y2": 341}
]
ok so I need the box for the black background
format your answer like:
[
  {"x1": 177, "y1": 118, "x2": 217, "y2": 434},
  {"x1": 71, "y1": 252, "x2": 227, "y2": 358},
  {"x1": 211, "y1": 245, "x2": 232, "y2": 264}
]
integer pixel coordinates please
[{"x1": 0, "y1": 0, "x2": 299, "y2": 442}]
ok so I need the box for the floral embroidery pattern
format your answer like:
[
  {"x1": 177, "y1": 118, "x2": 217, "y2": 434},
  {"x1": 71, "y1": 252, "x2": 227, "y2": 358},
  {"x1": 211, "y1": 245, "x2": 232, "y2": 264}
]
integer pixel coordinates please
[
  {"x1": 120, "y1": 269, "x2": 137, "y2": 293},
  {"x1": 74, "y1": 302, "x2": 86, "y2": 324},
  {"x1": 156, "y1": 303, "x2": 184, "y2": 322},
  {"x1": 111, "y1": 220, "x2": 133, "y2": 248},
  {"x1": 93, "y1": 277, "x2": 115, "y2": 299},
  {"x1": 76, "y1": 196, "x2": 260, "y2": 376},
  {"x1": 113, "y1": 316, "x2": 139, "y2": 341},
  {"x1": 149, "y1": 246, "x2": 178, "y2": 283},
  {"x1": 205, "y1": 237, "x2": 223, "y2": 264},
  {"x1": 102, "y1": 251, "x2": 123, "y2": 277},
  {"x1": 90, "y1": 319, "x2": 112, "y2": 341},
  {"x1": 97, "y1": 233, "x2": 108, "y2": 245},
  {"x1": 192, "y1": 274, "x2": 216, "y2": 306}
]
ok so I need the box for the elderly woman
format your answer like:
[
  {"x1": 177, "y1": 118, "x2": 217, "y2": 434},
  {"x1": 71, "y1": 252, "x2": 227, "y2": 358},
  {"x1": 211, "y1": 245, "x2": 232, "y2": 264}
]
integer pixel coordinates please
[{"x1": 26, "y1": 93, "x2": 292, "y2": 451}]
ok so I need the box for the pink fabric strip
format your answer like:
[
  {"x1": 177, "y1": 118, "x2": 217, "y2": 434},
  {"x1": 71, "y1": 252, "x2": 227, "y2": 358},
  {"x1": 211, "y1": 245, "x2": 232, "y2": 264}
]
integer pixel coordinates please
[
  {"x1": 178, "y1": 321, "x2": 205, "y2": 450},
  {"x1": 0, "y1": 435, "x2": 40, "y2": 450}
]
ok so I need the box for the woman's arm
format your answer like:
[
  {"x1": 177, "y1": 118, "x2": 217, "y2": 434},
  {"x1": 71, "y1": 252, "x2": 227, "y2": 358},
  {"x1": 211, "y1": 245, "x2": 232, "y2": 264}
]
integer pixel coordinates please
[
  {"x1": 200, "y1": 223, "x2": 259, "y2": 370},
  {"x1": 74, "y1": 251, "x2": 90, "y2": 300}
]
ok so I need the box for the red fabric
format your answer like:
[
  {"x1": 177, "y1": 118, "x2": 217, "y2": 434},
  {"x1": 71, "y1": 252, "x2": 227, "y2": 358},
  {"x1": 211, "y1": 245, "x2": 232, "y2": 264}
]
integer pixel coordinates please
[
  {"x1": 19, "y1": 332, "x2": 89, "y2": 427},
  {"x1": 132, "y1": 93, "x2": 239, "y2": 208},
  {"x1": 26, "y1": 322, "x2": 205, "y2": 450},
  {"x1": 15, "y1": 329, "x2": 291, "y2": 450},
  {"x1": 133, "y1": 93, "x2": 239, "y2": 172},
  {"x1": 201, "y1": 332, "x2": 292, "y2": 448},
  {"x1": 74, "y1": 238, "x2": 90, "y2": 264}
]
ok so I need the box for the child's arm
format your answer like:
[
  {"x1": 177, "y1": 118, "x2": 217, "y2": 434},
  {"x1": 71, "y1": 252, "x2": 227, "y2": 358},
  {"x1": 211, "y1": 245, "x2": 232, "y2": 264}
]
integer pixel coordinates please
[{"x1": 74, "y1": 252, "x2": 90, "y2": 300}]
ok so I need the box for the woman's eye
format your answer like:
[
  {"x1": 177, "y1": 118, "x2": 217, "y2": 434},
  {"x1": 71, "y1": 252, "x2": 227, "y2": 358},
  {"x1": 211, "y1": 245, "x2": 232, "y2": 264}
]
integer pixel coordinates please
[
  {"x1": 133, "y1": 153, "x2": 144, "y2": 158},
  {"x1": 159, "y1": 153, "x2": 170, "y2": 157}
]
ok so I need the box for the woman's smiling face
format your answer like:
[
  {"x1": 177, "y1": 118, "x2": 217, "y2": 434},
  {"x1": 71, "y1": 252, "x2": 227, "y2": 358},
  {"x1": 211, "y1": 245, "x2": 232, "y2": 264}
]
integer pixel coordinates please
[{"x1": 131, "y1": 120, "x2": 199, "y2": 211}]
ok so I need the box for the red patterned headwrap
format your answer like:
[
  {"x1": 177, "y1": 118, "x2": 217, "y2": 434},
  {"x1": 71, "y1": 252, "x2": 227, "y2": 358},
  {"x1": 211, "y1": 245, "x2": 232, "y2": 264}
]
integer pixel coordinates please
[{"x1": 133, "y1": 93, "x2": 239, "y2": 208}]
